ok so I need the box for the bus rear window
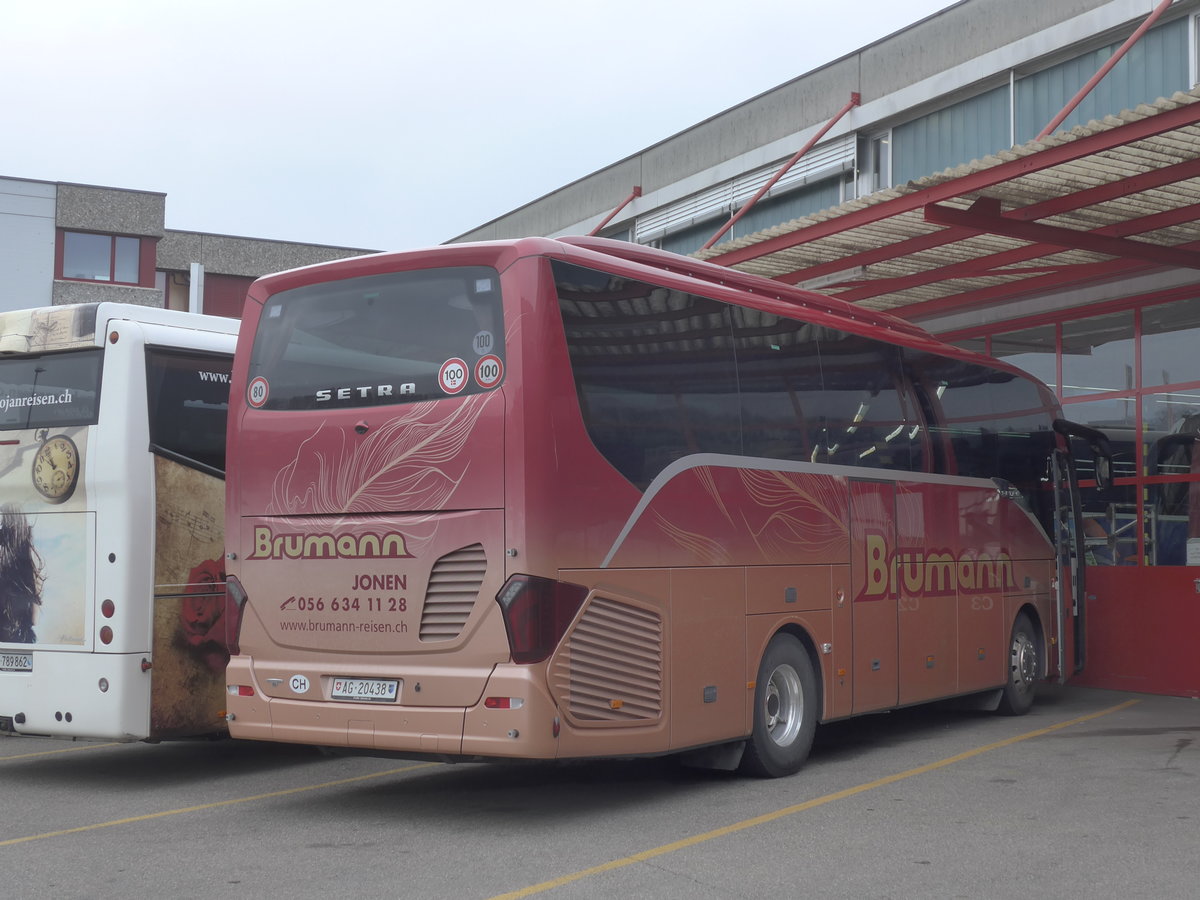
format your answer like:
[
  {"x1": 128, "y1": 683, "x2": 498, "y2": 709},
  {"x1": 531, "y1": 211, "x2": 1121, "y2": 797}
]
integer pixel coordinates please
[
  {"x1": 246, "y1": 267, "x2": 505, "y2": 411},
  {"x1": 0, "y1": 350, "x2": 102, "y2": 430}
]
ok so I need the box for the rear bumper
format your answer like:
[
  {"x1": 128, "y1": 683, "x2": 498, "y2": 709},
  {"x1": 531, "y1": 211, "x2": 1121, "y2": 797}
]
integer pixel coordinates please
[{"x1": 225, "y1": 656, "x2": 561, "y2": 760}]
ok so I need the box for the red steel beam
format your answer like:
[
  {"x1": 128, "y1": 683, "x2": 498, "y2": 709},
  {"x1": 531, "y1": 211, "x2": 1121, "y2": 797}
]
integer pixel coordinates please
[
  {"x1": 772, "y1": 155, "x2": 1200, "y2": 286},
  {"x1": 832, "y1": 199, "x2": 1200, "y2": 302},
  {"x1": 1037, "y1": 0, "x2": 1176, "y2": 140},
  {"x1": 705, "y1": 96, "x2": 1200, "y2": 268},
  {"x1": 896, "y1": 238, "x2": 1200, "y2": 322},
  {"x1": 701, "y1": 93, "x2": 860, "y2": 251},
  {"x1": 588, "y1": 186, "x2": 642, "y2": 236},
  {"x1": 923, "y1": 201, "x2": 1200, "y2": 269}
]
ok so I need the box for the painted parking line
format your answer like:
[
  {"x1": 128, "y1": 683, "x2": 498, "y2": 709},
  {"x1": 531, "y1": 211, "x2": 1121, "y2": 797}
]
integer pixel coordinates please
[
  {"x1": 0, "y1": 761, "x2": 438, "y2": 847},
  {"x1": 0, "y1": 742, "x2": 121, "y2": 761},
  {"x1": 490, "y1": 699, "x2": 1141, "y2": 900}
]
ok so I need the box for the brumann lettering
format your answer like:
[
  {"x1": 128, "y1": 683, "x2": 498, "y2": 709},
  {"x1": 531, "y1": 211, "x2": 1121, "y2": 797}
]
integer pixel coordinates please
[
  {"x1": 249, "y1": 526, "x2": 411, "y2": 560},
  {"x1": 861, "y1": 533, "x2": 1015, "y2": 599}
]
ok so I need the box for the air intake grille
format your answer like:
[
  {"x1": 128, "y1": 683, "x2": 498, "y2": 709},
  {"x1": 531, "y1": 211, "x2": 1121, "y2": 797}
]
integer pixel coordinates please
[
  {"x1": 419, "y1": 543, "x2": 486, "y2": 641},
  {"x1": 552, "y1": 597, "x2": 663, "y2": 722}
]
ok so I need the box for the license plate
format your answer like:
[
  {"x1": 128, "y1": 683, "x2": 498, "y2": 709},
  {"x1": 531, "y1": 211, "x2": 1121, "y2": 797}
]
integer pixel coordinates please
[
  {"x1": 1, "y1": 653, "x2": 33, "y2": 673},
  {"x1": 330, "y1": 677, "x2": 399, "y2": 702}
]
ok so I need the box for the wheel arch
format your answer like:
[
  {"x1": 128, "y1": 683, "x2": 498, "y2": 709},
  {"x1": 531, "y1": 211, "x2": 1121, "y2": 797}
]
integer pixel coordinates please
[{"x1": 769, "y1": 622, "x2": 826, "y2": 721}]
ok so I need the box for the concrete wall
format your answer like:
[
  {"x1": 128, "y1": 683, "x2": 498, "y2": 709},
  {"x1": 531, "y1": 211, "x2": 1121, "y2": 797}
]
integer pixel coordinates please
[
  {"x1": 451, "y1": 0, "x2": 1139, "y2": 243},
  {"x1": 56, "y1": 183, "x2": 165, "y2": 238},
  {"x1": 0, "y1": 178, "x2": 56, "y2": 311},
  {"x1": 156, "y1": 231, "x2": 375, "y2": 279}
]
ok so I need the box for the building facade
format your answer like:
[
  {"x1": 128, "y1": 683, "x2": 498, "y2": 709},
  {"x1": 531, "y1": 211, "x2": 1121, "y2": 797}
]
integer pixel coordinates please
[
  {"x1": 455, "y1": 0, "x2": 1200, "y2": 698},
  {"x1": 0, "y1": 177, "x2": 375, "y2": 318}
]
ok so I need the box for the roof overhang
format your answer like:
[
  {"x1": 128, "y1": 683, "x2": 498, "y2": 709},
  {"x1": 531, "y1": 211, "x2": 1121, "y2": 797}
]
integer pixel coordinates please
[{"x1": 696, "y1": 87, "x2": 1200, "y2": 325}]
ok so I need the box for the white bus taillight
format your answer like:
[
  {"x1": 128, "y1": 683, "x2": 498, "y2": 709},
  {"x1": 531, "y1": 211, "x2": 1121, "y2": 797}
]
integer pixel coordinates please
[
  {"x1": 225, "y1": 574, "x2": 249, "y2": 656},
  {"x1": 495, "y1": 575, "x2": 588, "y2": 664}
]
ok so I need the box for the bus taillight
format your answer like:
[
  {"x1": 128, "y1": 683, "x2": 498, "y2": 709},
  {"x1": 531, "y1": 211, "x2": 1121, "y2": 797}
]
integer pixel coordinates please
[
  {"x1": 495, "y1": 575, "x2": 588, "y2": 665},
  {"x1": 225, "y1": 575, "x2": 249, "y2": 656}
]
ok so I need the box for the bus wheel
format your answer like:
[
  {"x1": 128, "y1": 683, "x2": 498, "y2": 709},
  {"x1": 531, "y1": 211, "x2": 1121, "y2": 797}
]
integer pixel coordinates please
[
  {"x1": 740, "y1": 633, "x2": 817, "y2": 778},
  {"x1": 997, "y1": 612, "x2": 1039, "y2": 716}
]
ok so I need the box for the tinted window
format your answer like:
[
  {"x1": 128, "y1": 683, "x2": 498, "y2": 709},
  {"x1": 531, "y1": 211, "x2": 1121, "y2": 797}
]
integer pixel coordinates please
[
  {"x1": 734, "y1": 309, "x2": 921, "y2": 470},
  {"x1": 0, "y1": 350, "x2": 102, "y2": 431},
  {"x1": 555, "y1": 261, "x2": 739, "y2": 487},
  {"x1": 247, "y1": 267, "x2": 504, "y2": 411},
  {"x1": 146, "y1": 349, "x2": 233, "y2": 474},
  {"x1": 908, "y1": 352, "x2": 1057, "y2": 487}
]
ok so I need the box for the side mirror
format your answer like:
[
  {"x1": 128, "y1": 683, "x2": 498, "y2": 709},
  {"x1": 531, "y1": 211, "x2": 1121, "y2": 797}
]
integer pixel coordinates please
[{"x1": 1053, "y1": 419, "x2": 1115, "y2": 491}]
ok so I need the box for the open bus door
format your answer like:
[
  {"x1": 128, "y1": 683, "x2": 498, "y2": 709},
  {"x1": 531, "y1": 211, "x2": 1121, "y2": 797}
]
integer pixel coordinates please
[{"x1": 1051, "y1": 420, "x2": 1114, "y2": 681}]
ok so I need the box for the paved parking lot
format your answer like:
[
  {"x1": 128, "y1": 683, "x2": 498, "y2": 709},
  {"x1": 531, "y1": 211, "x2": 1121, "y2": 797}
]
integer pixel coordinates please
[{"x1": 2, "y1": 685, "x2": 1197, "y2": 899}]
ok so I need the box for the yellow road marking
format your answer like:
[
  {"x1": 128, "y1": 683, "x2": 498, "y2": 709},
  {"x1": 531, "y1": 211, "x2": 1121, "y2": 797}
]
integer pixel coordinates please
[
  {"x1": 490, "y1": 699, "x2": 1141, "y2": 900},
  {"x1": 0, "y1": 761, "x2": 438, "y2": 847},
  {"x1": 0, "y1": 742, "x2": 121, "y2": 761}
]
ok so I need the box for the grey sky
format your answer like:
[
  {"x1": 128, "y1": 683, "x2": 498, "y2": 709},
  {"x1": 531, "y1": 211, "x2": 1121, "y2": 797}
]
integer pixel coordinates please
[{"x1": 3, "y1": 0, "x2": 955, "y2": 251}]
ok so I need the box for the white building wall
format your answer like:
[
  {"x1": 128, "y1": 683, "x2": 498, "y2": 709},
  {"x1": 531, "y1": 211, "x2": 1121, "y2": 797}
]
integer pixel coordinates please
[{"x1": 0, "y1": 178, "x2": 56, "y2": 312}]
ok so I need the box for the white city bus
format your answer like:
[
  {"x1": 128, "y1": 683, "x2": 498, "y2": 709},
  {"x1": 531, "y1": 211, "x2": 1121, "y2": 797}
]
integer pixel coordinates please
[{"x1": 1, "y1": 303, "x2": 238, "y2": 741}]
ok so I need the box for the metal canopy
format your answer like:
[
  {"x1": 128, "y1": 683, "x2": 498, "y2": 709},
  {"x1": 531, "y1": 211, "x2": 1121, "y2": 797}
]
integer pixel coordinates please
[{"x1": 696, "y1": 88, "x2": 1200, "y2": 323}]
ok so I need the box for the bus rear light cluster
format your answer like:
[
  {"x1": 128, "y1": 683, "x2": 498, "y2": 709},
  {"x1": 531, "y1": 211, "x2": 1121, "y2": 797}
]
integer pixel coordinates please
[
  {"x1": 484, "y1": 697, "x2": 524, "y2": 710},
  {"x1": 227, "y1": 684, "x2": 255, "y2": 697},
  {"x1": 101, "y1": 599, "x2": 115, "y2": 618},
  {"x1": 495, "y1": 575, "x2": 588, "y2": 665},
  {"x1": 99, "y1": 626, "x2": 113, "y2": 645},
  {"x1": 225, "y1": 575, "x2": 249, "y2": 656}
]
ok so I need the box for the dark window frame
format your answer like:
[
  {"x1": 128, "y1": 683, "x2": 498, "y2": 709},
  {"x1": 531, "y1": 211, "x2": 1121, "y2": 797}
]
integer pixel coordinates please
[{"x1": 56, "y1": 230, "x2": 151, "y2": 287}]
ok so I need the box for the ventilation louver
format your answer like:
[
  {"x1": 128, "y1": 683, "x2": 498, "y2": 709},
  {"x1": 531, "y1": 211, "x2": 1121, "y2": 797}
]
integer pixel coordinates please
[{"x1": 419, "y1": 543, "x2": 486, "y2": 641}]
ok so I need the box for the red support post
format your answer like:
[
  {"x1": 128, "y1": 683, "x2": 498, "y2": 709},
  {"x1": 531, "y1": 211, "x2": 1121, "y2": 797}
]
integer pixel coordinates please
[
  {"x1": 588, "y1": 186, "x2": 642, "y2": 236},
  {"x1": 1037, "y1": 0, "x2": 1174, "y2": 140},
  {"x1": 701, "y1": 93, "x2": 861, "y2": 251}
]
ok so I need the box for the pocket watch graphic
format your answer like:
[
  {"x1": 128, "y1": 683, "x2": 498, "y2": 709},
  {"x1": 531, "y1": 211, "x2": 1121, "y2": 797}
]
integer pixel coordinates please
[{"x1": 31, "y1": 430, "x2": 80, "y2": 504}]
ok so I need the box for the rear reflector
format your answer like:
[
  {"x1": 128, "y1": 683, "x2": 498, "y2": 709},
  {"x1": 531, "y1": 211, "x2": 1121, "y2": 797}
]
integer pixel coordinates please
[{"x1": 484, "y1": 697, "x2": 525, "y2": 710}]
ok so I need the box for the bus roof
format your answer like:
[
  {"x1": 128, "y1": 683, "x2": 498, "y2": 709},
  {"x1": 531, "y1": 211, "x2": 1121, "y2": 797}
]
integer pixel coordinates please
[
  {"x1": 0, "y1": 303, "x2": 238, "y2": 355},
  {"x1": 245, "y1": 236, "x2": 1039, "y2": 385}
]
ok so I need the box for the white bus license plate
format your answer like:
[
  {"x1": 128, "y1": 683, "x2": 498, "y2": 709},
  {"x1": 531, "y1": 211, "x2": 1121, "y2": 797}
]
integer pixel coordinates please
[
  {"x1": 330, "y1": 677, "x2": 399, "y2": 702},
  {"x1": 1, "y1": 653, "x2": 33, "y2": 673}
]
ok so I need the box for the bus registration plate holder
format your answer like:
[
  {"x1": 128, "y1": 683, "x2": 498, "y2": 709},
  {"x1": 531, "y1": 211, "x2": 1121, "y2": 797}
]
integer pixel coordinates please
[
  {"x1": 1, "y1": 654, "x2": 33, "y2": 673},
  {"x1": 330, "y1": 677, "x2": 399, "y2": 702}
]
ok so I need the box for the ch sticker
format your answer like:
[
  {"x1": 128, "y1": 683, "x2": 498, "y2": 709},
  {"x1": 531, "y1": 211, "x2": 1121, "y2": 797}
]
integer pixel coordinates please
[{"x1": 289, "y1": 674, "x2": 310, "y2": 694}]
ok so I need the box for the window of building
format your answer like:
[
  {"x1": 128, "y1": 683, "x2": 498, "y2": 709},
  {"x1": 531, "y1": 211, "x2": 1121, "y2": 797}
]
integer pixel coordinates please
[
  {"x1": 1141, "y1": 294, "x2": 1200, "y2": 388},
  {"x1": 59, "y1": 231, "x2": 143, "y2": 284},
  {"x1": 1014, "y1": 17, "x2": 1189, "y2": 142},
  {"x1": 991, "y1": 323, "x2": 1058, "y2": 392},
  {"x1": 890, "y1": 85, "x2": 1009, "y2": 186},
  {"x1": 948, "y1": 292, "x2": 1200, "y2": 568},
  {"x1": 1061, "y1": 311, "x2": 1135, "y2": 399}
]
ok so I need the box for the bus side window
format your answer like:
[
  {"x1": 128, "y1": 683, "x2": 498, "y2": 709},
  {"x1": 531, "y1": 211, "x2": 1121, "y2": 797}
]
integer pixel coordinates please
[{"x1": 145, "y1": 348, "x2": 233, "y2": 475}]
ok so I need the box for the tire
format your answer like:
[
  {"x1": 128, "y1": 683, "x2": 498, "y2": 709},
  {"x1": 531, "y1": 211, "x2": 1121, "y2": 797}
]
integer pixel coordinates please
[
  {"x1": 740, "y1": 633, "x2": 818, "y2": 778},
  {"x1": 997, "y1": 612, "x2": 1039, "y2": 716}
]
